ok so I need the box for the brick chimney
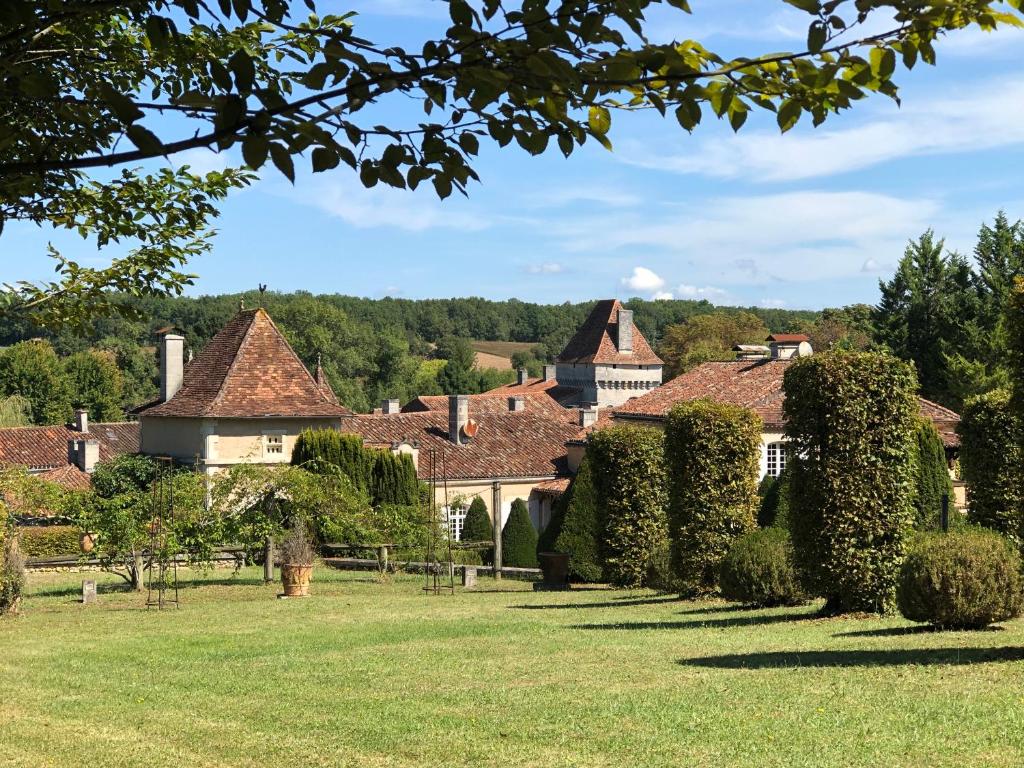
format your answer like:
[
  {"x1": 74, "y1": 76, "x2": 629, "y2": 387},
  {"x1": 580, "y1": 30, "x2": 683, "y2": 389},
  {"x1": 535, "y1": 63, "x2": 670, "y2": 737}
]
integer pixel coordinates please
[
  {"x1": 381, "y1": 399, "x2": 401, "y2": 414},
  {"x1": 517, "y1": 367, "x2": 529, "y2": 386},
  {"x1": 617, "y1": 309, "x2": 634, "y2": 353},
  {"x1": 73, "y1": 408, "x2": 89, "y2": 433},
  {"x1": 160, "y1": 332, "x2": 185, "y2": 402},
  {"x1": 543, "y1": 364, "x2": 557, "y2": 382},
  {"x1": 579, "y1": 405, "x2": 599, "y2": 429},
  {"x1": 448, "y1": 395, "x2": 470, "y2": 445},
  {"x1": 508, "y1": 396, "x2": 525, "y2": 412}
]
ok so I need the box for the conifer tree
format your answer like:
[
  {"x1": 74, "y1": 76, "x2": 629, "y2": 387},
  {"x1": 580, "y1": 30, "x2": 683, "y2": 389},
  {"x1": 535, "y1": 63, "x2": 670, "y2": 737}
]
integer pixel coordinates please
[{"x1": 501, "y1": 499, "x2": 538, "y2": 568}]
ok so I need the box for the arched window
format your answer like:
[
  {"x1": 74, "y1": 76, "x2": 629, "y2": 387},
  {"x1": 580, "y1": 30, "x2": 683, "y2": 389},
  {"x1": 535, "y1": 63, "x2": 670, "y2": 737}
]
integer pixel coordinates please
[{"x1": 766, "y1": 442, "x2": 787, "y2": 477}]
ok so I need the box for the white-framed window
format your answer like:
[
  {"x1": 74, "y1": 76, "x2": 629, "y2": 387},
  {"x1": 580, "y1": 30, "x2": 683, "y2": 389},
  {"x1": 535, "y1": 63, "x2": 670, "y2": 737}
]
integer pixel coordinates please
[
  {"x1": 443, "y1": 506, "x2": 467, "y2": 541},
  {"x1": 766, "y1": 441, "x2": 787, "y2": 477},
  {"x1": 263, "y1": 432, "x2": 284, "y2": 457}
]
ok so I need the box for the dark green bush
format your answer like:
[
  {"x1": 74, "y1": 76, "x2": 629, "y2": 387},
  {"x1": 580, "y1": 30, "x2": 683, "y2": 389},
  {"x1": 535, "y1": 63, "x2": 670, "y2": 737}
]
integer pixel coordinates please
[
  {"x1": 784, "y1": 351, "x2": 919, "y2": 614},
  {"x1": 501, "y1": 499, "x2": 538, "y2": 568},
  {"x1": 719, "y1": 528, "x2": 806, "y2": 607},
  {"x1": 958, "y1": 389, "x2": 1022, "y2": 546},
  {"x1": 665, "y1": 400, "x2": 761, "y2": 595},
  {"x1": 17, "y1": 525, "x2": 82, "y2": 558},
  {"x1": 588, "y1": 426, "x2": 667, "y2": 588},
  {"x1": 461, "y1": 496, "x2": 493, "y2": 565},
  {"x1": 536, "y1": 492, "x2": 565, "y2": 557},
  {"x1": 553, "y1": 458, "x2": 604, "y2": 582},
  {"x1": 914, "y1": 418, "x2": 954, "y2": 529},
  {"x1": 898, "y1": 528, "x2": 1024, "y2": 629},
  {"x1": 645, "y1": 539, "x2": 683, "y2": 593},
  {"x1": 757, "y1": 469, "x2": 791, "y2": 529}
]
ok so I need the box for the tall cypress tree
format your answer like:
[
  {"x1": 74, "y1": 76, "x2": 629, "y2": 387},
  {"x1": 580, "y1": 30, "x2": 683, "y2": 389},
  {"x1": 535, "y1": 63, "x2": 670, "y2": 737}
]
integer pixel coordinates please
[{"x1": 913, "y1": 418, "x2": 954, "y2": 529}]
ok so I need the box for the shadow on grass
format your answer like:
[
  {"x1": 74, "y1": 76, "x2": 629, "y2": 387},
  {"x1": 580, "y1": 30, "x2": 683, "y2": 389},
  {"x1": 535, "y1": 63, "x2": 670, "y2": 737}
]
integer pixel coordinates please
[
  {"x1": 675, "y1": 604, "x2": 751, "y2": 616},
  {"x1": 572, "y1": 609, "x2": 818, "y2": 631},
  {"x1": 835, "y1": 625, "x2": 1005, "y2": 639},
  {"x1": 514, "y1": 595, "x2": 684, "y2": 611},
  {"x1": 679, "y1": 646, "x2": 1024, "y2": 669},
  {"x1": 30, "y1": 581, "x2": 134, "y2": 599}
]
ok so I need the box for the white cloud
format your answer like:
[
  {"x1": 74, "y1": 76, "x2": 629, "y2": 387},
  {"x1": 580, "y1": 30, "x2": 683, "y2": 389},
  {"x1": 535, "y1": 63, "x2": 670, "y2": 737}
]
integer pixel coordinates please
[
  {"x1": 172, "y1": 147, "x2": 231, "y2": 178},
  {"x1": 759, "y1": 298, "x2": 787, "y2": 308},
  {"x1": 621, "y1": 266, "x2": 666, "y2": 293},
  {"x1": 677, "y1": 284, "x2": 733, "y2": 301},
  {"x1": 652, "y1": 290, "x2": 675, "y2": 301},
  {"x1": 530, "y1": 186, "x2": 641, "y2": 209},
  {"x1": 619, "y1": 77, "x2": 1024, "y2": 182},
  {"x1": 553, "y1": 190, "x2": 941, "y2": 286},
  {"x1": 526, "y1": 263, "x2": 564, "y2": 274},
  {"x1": 938, "y1": 26, "x2": 1024, "y2": 57}
]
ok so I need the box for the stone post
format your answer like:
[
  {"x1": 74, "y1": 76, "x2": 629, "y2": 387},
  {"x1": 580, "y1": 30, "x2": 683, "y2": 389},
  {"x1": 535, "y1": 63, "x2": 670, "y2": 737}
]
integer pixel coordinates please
[{"x1": 263, "y1": 536, "x2": 275, "y2": 583}]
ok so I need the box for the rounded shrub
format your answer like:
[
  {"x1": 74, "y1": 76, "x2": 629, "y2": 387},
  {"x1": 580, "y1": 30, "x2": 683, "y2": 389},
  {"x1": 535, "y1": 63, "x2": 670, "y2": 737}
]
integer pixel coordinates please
[
  {"x1": 501, "y1": 499, "x2": 538, "y2": 568},
  {"x1": 719, "y1": 528, "x2": 806, "y2": 607},
  {"x1": 897, "y1": 528, "x2": 1024, "y2": 629}
]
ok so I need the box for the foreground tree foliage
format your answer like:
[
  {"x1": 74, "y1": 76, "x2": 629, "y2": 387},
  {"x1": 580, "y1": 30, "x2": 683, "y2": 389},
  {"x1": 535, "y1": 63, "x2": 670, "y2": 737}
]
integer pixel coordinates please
[
  {"x1": 664, "y1": 399, "x2": 760, "y2": 595},
  {"x1": 3, "y1": 0, "x2": 1022, "y2": 326},
  {"x1": 784, "y1": 351, "x2": 918, "y2": 614},
  {"x1": 588, "y1": 425, "x2": 666, "y2": 587}
]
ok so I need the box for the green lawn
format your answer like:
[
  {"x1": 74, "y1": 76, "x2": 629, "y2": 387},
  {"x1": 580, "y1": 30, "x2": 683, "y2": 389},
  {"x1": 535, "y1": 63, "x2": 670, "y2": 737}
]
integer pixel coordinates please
[{"x1": 2, "y1": 567, "x2": 1024, "y2": 767}]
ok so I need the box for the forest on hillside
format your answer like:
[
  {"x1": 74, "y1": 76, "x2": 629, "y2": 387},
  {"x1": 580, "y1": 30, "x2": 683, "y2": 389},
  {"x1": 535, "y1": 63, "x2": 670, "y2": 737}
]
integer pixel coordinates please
[{"x1": 0, "y1": 211, "x2": 1019, "y2": 422}]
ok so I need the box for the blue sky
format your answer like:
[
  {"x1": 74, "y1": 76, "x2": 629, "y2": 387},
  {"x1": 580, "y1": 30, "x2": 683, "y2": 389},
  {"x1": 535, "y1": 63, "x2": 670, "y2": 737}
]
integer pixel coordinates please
[{"x1": 5, "y1": 0, "x2": 1024, "y2": 310}]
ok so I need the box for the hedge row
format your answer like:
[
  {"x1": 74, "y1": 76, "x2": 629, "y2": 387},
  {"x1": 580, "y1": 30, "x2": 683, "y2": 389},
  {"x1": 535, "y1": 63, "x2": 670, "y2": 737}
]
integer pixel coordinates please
[
  {"x1": 17, "y1": 525, "x2": 83, "y2": 558},
  {"x1": 784, "y1": 351, "x2": 919, "y2": 614},
  {"x1": 665, "y1": 400, "x2": 761, "y2": 596},
  {"x1": 587, "y1": 426, "x2": 666, "y2": 588}
]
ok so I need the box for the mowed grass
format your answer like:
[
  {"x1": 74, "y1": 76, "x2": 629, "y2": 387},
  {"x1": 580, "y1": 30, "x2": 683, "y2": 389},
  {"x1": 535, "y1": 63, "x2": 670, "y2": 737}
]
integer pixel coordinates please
[{"x1": 2, "y1": 568, "x2": 1024, "y2": 768}]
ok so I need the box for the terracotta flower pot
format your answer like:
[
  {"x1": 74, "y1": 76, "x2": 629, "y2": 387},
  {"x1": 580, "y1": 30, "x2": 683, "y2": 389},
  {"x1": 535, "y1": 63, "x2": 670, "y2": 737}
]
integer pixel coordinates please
[
  {"x1": 280, "y1": 563, "x2": 313, "y2": 597},
  {"x1": 79, "y1": 532, "x2": 96, "y2": 554}
]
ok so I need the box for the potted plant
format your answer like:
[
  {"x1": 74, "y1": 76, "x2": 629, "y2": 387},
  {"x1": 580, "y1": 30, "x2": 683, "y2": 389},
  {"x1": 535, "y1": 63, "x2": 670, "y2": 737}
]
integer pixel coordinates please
[{"x1": 279, "y1": 520, "x2": 315, "y2": 597}]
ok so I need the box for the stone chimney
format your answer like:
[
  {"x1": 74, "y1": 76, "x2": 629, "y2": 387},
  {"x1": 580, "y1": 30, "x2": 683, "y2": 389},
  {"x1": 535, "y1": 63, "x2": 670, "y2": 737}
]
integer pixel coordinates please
[
  {"x1": 448, "y1": 395, "x2": 470, "y2": 445},
  {"x1": 160, "y1": 332, "x2": 185, "y2": 402},
  {"x1": 579, "y1": 405, "x2": 599, "y2": 429},
  {"x1": 68, "y1": 439, "x2": 100, "y2": 473},
  {"x1": 508, "y1": 396, "x2": 525, "y2": 412},
  {"x1": 381, "y1": 399, "x2": 401, "y2": 415},
  {"x1": 617, "y1": 309, "x2": 634, "y2": 353},
  {"x1": 543, "y1": 364, "x2": 557, "y2": 382},
  {"x1": 73, "y1": 408, "x2": 89, "y2": 434},
  {"x1": 517, "y1": 367, "x2": 529, "y2": 386},
  {"x1": 767, "y1": 334, "x2": 813, "y2": 360}
]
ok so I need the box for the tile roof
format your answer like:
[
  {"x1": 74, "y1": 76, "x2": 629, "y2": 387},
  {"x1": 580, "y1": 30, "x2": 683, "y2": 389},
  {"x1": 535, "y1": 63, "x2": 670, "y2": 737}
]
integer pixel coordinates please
[
  {"x1": 37, "y1": 464, "x2": 92, "y2": 491},
  {"x1": 534, "y1": 477, "x2": 571, "y2": 495},
  {"x1": 314, "y1": 359, "x2": 340, "y2": 405},
  {"x1": 142, "y1": 308, "x2": 351, "y2": 419},
  {"x1": 556, "y1": 299, "x2": 663, "y2": 365},
  {"x1": 0, "y1": 421, "x2": 140, "y2": 472},
  {"x1": 345, "y1": 404, "x2": 578, "y2": 481},
  {"x1": 484, "y1": 377, "x2": 582, "y2": 406},
  {"x1": 402, "y1": 391, "x2": 576, "y2": 422},
  {"x1": 766, "y1": 334, "x2": 810, "y2": 343},
  {"x1": 611, "y1": 359, "x2": 962, "y2": 447}
]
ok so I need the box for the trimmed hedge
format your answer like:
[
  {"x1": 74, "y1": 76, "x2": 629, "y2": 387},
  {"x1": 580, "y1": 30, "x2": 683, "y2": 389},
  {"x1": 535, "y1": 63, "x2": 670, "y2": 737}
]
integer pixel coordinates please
[
  {"x1": 17, "y1": 525, "x2": 82, "y2": 558},
  {"x1": 757, "y1": 469, "x2": 791, "y2": 530},
  {"x1": 958, "y1": 389, "x2": 1022, "y2": 545},
  {"x1": 553, "y1": 457, "x2": 604, "y2": 582},
  {"x1": 898, "y1": 528, "x2": 1024, "y2": 629},
  {"x1": 588, "y1": 426, "x2": 667, "y2": 588},
  {"x1": 665, "y1": 400, "x2": 761, "y2": 596},
  {"x1": 914, "y1": 418, "x2": 954, "y2": 529},
  {"x1": 501, "y1": 498, "x2": 538, "y2": 568},
  {"x1": 719, "y1": 528, "x2": 805, "y2": 607},
  {"x1": 784, "y1": 351, "x2": 919, "y2": 614},
  {"x1": 293, "y1": 429, "x2": 421, "y2": 507}
]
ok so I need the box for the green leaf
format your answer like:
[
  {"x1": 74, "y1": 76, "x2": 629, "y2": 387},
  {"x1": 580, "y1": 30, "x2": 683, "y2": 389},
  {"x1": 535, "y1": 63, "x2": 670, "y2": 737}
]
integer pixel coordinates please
[
  {"x1": 311, "y1": 147, "x2": 339, "y2": 173},
  {"x1": 807, "y1": 21, "x2": 827, "y2": 53},
  {"x1": 125, "y1": 125, "x2": 162, "y2": 153},
  {"x1": 458, "y1": 132, "x2": 479, "y2": 155},
  {"x1": 783, "y1": 0, "x2": 819, "y2": 12},
  {"x1": 588, "y1": 105, "x2": 611, "y2": 136},
  {"x1": 241, "y1": 134, "x2": 269, "y2": 169},
  {"x1": 777, "y1": 100, "x2": 801, "y2": 132},
  {"x1": 870, "y1": 47, "x2": 896, "y2": 79},
  {"x1": 269, "y1": 143, "x2": 295, "y2": 183}
]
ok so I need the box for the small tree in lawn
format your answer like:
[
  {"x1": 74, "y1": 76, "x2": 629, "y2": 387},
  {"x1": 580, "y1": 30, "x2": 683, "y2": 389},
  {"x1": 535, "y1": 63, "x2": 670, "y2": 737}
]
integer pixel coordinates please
[
  {"x1": 553, "y1": 457, "x2": 604, "y2": 582},
  {"x1": 462, "y1": 496, "x2": 493, "y2": 564},
  {"x1": 665, "y1": 400, "x2": 761, "y2": 596},
  {"x1": 958, "y1": 389, "x2": 1022, "y2": 546},
  {"x1": 502, "y1": 499, "x2": 538, "y2": 568},
  {"x1": 588, "y1": 426, "x2": 667, "y2": 588},
  {"x1": 913, "y1": 417, "x2": 954, "y2": 529},
  {"x1": 784, "y1": 351, "x2": 919, "y2": 614}
]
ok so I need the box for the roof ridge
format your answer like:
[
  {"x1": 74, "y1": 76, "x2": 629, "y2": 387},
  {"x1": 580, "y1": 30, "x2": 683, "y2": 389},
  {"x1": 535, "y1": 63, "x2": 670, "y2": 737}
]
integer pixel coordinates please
[{"x1": 260, "y1": 309, "x2": 336, "y2": 405}]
